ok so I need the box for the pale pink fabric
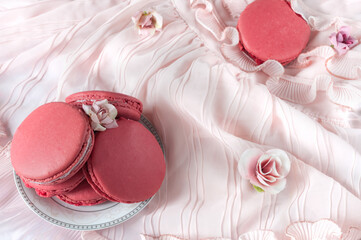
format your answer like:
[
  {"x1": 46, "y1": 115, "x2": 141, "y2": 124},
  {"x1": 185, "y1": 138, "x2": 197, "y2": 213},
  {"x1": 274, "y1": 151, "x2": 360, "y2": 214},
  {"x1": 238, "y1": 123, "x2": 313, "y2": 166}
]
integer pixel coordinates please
[
  {"x1": 0, "y1": 121, "x2": 8, "y2": 147},
  {"x1": 0, "y1": 0, "x2": 361, "y2": 240}
]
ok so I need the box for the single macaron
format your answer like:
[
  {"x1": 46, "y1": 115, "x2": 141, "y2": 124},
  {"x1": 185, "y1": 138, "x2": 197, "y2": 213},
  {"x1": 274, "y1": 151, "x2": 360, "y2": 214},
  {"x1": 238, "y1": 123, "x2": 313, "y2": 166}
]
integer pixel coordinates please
[
  {"x1": 65, "y1": 91, "x2": 143, "y2": 121},
  {"x1": 27, "y1": 170, "x2": 85, "y2": 198},
  {"x1": 11, "y1": 102, "x2": 94, "y2": 188},
  {"x1": 57, "y1": 179, "x2": 107, "y2": 206},
  {"x1": 83, "y1": 118, "x2": 165, "y2": 203},
  {"x1": 237, "y1": 0, "x2": 310, "y2": 65}
]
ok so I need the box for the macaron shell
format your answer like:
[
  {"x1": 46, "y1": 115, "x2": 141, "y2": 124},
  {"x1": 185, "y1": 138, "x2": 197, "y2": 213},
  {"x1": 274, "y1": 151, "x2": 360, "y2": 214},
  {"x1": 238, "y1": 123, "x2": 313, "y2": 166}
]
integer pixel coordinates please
[
  {"x1": 86, "y1": 118, "x2": 165, "y2": 203},
  {"x1": 237, "y1": 0, "x2": 310, "y2": 63},
  {"x1": 57, "y1": 179, "x2": 106, "y2": 206},
  {"x1": 25, "y1": 169, "x2": 85, "y2": 198},
  {"x1": 11, "y1": 102, "x2": 94, "y2": 184},
  {"x1": 65, "y1": 91, "x2": 143, "y2": 121},
  {"x1": 83, "y1": 164, "x2": 111, "y2": 201}
]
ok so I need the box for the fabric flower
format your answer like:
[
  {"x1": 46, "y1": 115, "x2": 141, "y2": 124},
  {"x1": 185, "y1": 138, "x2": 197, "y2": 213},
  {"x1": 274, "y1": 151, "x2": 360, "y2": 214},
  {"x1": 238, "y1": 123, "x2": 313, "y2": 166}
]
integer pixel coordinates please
[
  {"x1": 82, "y1": 99, "x2": 118, "y2": 131},
  {"x1": 238, "y1": 148, "x2": 291, "y2": 194},
  {"x1": 329, "y1": 26, "x2": 358, "y2": 55},
  {"x1": 132, "y1": 10, "x2": 163, "y2": 36}
]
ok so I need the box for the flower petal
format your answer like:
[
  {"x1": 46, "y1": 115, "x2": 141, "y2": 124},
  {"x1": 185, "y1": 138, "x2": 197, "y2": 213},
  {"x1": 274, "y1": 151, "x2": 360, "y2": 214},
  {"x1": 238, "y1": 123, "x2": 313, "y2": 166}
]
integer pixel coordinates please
[
  {"x1": 347, "y1": 37, "x2": 359, "y2": 49},
  {"x1": 339, "y1": 26, "x2": 352, "y2": 36},
  {"x1": 92, "y1": 101, "x2": 100, "y2": 112},
  {"x1": 266, "y1": 149, "x2": 291, "y2": 176},
  {"x1": 329, "y1": 33, "x2": 338, "y2": 46},
  {"x1": 103, "y1": 120, "x2": 118, "y2": 129},
  {"x1": 238, "y1": 148, "x2": 263, "y2": 180},
  {"x1": 152, "y1": 11, "x2": 163, "y2": 30},
  {"x1": 262, "y1": 174, "x2": 278, "y2": 183},
  {"x1": 82, "y1": 105, "x2": 92, "y2": 115},
  {"x1": 89, "y1": 112, "x2": 100, "y2": 124},
  {"x1": 265, "y1": 178, "x2": 287, "y2": 194},
  {"x1": 91, "y1": 122, "x2": 106, "y2": 131},
  {"x1": 139, "y1": 14, "x2": 153, "y2": 28},
  {"x1": 259, "y1": 157, "x2": 273, "y2": 175},
  {"x1": 256, "y1": 173, "x2": 270, "y2": 187},
  {"x1": 104, "y1": 104, "x2": 117, "y2": 119},
  {"x1": 96, "y1": 99, "x2": 109, "y2": 107},
  {"x1": 336, "y1": 43, "x2": 349, "y2": 55},
  {"x1": 336, "y1": 32, "x2": 344, "y2": 42},
  {"x1": 100, "y1": 116, "x2": 114, "y2": 125}
]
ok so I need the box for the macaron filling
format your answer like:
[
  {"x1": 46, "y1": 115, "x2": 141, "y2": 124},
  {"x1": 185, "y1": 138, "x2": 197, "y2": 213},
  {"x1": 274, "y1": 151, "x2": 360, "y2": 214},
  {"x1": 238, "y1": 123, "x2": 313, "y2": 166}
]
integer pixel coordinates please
[
  {"x1": 26, "y1": 133, "x2": 93, "y2": 185},
  {"x1": 34, "y1": 175, "x2": 85, "y2": 197}
]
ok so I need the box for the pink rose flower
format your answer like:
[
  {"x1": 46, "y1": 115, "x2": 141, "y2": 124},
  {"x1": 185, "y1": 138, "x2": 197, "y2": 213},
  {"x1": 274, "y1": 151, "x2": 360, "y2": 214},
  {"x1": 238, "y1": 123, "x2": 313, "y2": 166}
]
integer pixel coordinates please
[
  {"x1": 132, "y1": 10, "x2": 163, "y2": 36},
  {"x1": 82, "y1": 99, "x2": 118, "y2": 131},
  {"x1": 329, "y1": 26, "x2": 358, "y2": 55},
  {"x1": 238, "y1": 148, "x2": 291, "y2": 194}
]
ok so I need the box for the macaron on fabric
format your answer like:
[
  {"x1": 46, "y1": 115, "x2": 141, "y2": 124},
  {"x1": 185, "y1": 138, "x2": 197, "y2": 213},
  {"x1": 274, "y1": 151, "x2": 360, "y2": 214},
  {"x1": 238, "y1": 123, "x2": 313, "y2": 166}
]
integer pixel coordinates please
[
  {"x1": 83, "y1": 118, "x2": 166, "y2": 203},
  {"x1": 237, "y1": 0, "x2": 310, "y2": 65},
  {"x1": 66, "y1": 91, "x2": 143, "y2": 121},
  {"x1": 11, "y1": 102, "x2": 94, "y2": 190},
  {"x1": 57, "y1": 179, "x2": 106, "y2": 206}
]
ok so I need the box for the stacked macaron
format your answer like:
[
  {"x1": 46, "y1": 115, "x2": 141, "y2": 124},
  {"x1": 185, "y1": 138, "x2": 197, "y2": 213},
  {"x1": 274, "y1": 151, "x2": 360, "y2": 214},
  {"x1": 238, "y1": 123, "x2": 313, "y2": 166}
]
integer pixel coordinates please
[
  {"x1": 11, "y1": 91, "x2": 166, "y2": 206},
  {"x1": 236, "y1": 0, "x2": 310, "y2": 65}
]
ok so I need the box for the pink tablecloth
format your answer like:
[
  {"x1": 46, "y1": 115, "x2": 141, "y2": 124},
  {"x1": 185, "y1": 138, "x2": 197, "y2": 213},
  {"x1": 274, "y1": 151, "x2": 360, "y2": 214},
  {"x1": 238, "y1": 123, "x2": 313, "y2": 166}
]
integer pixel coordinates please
[{"x1": 1, "y1": 0, "x2": 361, "y2": 239}]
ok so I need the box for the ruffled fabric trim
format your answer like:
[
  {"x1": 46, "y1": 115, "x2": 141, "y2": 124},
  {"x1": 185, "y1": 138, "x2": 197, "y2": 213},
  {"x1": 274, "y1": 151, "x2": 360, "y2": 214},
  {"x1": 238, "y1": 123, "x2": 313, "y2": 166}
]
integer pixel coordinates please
[
  {"x1": 288, "y1": 45, "x2": 361, "y2": 80},
  {"x1": 268, "y1": 45, "x2": 361, "y2": 110},
  {"x1": 286, "y1": 220, "x2": 342, "y2": 240},
  {"x1": 266, "y1": 74, "x2": 361, "y2": 109},
  {"x1": 221, "y1": 0, "x2": 248, "y2": 20},
  {"x1": 325, "y1": 50, "x2": 361, "y2": 80},
  {"x1": 189, "y1": 0, "x2": 361, "y2": 112},
  {"x1": 343, "y1": 228, "x2": 361, "y2": 240},
  {"x1": 138, "y1": 220, "x2": 361, "y2": 240}
]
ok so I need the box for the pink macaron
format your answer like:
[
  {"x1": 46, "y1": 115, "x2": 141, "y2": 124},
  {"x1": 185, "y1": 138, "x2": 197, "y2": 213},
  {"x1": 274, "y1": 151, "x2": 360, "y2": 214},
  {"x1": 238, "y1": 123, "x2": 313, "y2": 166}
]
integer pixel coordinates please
[
  {"x1": 65, "y1": 91, "x2": 143, "y2": 121},
  {"x1": 11, "y1": 102, "x2": 94, "y2": 192},
  {"x1": 57, "y1": 179, "x2": 106, "y2": 206},
  {"x1": 237, "y1": 0, "x2": 310, "y2": 65},
  {"x1": 83, "y1": 118, "x2": 166, "y2": 203}
]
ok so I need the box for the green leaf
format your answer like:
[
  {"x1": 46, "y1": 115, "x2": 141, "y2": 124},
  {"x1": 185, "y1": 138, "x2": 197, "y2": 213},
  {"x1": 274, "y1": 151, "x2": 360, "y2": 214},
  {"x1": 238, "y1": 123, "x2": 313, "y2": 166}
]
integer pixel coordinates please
[
  {"x1": 330, "y1": 44, "x2": 334, "y2": 48},
  {"x1": 253, "y1": 185, "x2": 264, "y2": 193}
]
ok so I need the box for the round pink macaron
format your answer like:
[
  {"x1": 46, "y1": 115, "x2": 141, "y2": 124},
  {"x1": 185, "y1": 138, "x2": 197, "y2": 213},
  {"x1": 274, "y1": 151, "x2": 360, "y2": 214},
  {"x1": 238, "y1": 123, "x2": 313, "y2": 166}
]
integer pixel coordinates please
[
  {"x1": 57, "y1": 179, "x2": 106, "y2": 206},
  {"x1": 65, "y1": 91, "x2": 143, "y2": 121},
  {"x1": 11, "y1": 102, "x2": 94, "y2": 188},
  {"x1": 83, "y1": 118, "x2": 165, "y2": 203},
  {"x1": 237, "y1": 0, "x2": 310, "y2": 65}
]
